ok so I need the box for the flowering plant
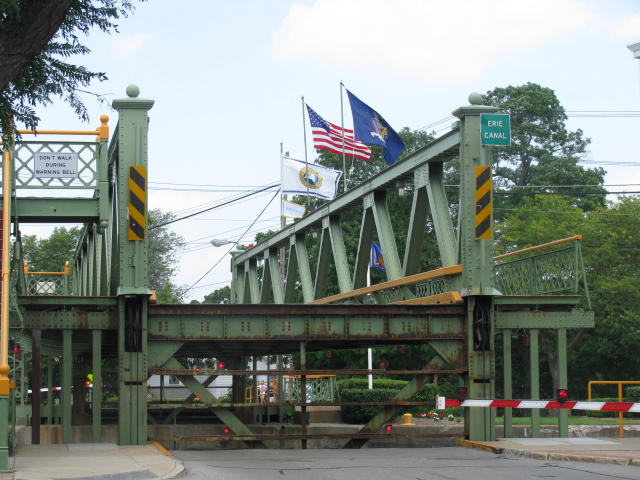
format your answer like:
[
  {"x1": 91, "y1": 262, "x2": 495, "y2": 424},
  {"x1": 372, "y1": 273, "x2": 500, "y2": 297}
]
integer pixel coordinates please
[{"x1": 448, "y1": 414, "x2": 454, "y2": 421}]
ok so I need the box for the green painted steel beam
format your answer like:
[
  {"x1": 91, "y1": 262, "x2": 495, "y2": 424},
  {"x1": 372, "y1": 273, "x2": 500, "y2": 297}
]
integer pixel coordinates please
[
  {"x1": 17, "y1": 296, "x2": 117, "y2": 308},
  {"x1": 424, "y1": 162, "x2": 458, "y2": 268},
  {"x1": 493, "y1": 295, "x2": 582, "y2": 306},
  {"x1": 233, "y1": 129, "x2": 461, "y2": 263},
  {"x1": 147, "y1": 308, "x2": 465, "y2": 341},
  {"x1": 21, "y1": 311, "x2": 116, "y2": 329},
  {"x1": 164, "y1": 357, "x2": 266, "y2": 448},
  {"x1": 353, "y1": 207, "x2": 375, "y2": 290},
  {"x1": 11, "y1": 197, "x2": 99, "y2": 223},
  {"x1": 495, "y1": 310, "x2": 594, "y2": 329},
  {"x1": 148, "y1": 341, "x2": 184, "y2": 368},
  {"x1": 327, "y1": 216, "x2": 351, "y2": 294}
]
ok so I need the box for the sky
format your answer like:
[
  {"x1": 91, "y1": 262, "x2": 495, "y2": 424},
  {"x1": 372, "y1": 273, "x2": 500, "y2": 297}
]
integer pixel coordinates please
[{"x1": 20, "y1": 0, "x2": 640, "y2": 302}]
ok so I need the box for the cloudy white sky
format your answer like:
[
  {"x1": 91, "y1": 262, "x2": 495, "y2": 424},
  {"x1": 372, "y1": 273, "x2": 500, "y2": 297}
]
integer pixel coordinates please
[{"x1": 23, "y1": 0, "x2": 640, "y2": 301}]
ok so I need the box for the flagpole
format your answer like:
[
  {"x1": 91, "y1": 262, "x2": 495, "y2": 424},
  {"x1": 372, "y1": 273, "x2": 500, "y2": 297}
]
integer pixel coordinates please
[
  {"x1": 340, "y1": 81, "x2": 347, "y2": 193},
  {"x1": 301, "y1": 96, "x2": 310, "y2": 206},
  {"x1": 280, "y1": 143, "x2": 287, "y2": 285}
]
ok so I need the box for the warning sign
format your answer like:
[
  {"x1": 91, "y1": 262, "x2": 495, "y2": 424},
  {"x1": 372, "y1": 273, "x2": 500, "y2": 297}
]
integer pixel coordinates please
[{"x1": 34, "y1": 153, "x2": 78, "y2": 178}]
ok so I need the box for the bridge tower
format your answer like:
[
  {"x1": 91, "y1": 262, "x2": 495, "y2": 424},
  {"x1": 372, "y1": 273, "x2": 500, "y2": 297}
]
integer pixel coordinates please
[
  {"x1": 453, "y1": 93, "x2": 500, "y2": 441},
  {"x1": 111, "y1": 85, "x2": 154, "y2": 445}
]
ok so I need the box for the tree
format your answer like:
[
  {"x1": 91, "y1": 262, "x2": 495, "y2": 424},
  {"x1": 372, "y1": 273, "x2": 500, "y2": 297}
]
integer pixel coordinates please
[
  {"x1": 483, "y1": 83, "x2": 606, "y2": 212},
  {"x1": 155, "y1": 283, "x2": 187, "y2": 304},
  {"x1": 495, "y1": 194, "x2": 640, "y2": 398},
  {"x1": 147, "y1": 208, "x2": 187, "y2": 293},
  {"x1": 0, "y1": 0, "x2": 143, "y2": 135},
  {"x1": 20, "y1": 208, "x2": 186, "y2": 298},
  {"x1": 202, "y1": 286, "x2": 231, "y2": 304},
  {"x1": 21, "y1": 226, "x2": 80, "y2": 272}
]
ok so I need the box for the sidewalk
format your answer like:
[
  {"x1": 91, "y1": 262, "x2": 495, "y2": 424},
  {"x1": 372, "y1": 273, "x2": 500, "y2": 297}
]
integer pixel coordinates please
[
  {"x1": 460, "y1": 436, "x2": 640, "y2": 466},
  {"x1": 0, "y1": 443, "x2": 185, "y2": 480}
]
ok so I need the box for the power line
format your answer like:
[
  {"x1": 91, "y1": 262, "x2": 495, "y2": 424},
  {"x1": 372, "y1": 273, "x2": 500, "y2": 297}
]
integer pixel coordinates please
[
  {"x1": 150, "y1": 183, "x2": 280, "y2": 230},
  {"x1": 186, "y1": 189, "x2": 280, "y2": 293},
  {"x1": 169, "y1": 183, "x2": 279, "y2": 217}
]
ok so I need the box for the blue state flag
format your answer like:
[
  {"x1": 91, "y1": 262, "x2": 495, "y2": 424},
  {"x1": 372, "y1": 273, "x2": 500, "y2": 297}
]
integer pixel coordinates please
[
  {"x1": 346, "y1": 90, "x2": 406, "y2": 166},
  {"x1": 371, "y1": 241, "x2": 386, "y2": 272}
]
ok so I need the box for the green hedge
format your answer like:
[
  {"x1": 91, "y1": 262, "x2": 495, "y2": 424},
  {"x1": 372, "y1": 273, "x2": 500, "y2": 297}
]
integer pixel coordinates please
[
  {"x1": 338, "y1": 379, "x2": 449, "y2": 424},
  {"x1": 628, "y1": 387, "x2": 640, "y2": 403}
]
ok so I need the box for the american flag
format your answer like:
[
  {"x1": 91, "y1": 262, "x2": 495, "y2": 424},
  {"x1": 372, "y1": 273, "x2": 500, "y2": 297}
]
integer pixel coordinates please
[{"x1": 306, "y1": 104, "x2": 371, "y2": 161}]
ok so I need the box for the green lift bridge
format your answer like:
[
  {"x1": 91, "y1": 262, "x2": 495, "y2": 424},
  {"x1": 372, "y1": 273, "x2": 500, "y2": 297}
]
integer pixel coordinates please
[{"x1": 0, "y1": 86, "x2": 593, "y2": 469}]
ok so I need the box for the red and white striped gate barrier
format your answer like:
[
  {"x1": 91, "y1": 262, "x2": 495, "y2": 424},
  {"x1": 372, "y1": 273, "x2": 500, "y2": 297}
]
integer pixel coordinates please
[{"x1": 436, "y1": 396, "x2": 640, "y2": 413}]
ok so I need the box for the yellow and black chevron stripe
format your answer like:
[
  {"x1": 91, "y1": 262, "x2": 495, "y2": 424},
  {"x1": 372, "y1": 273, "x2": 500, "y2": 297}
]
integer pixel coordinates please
[
  {"x1": 475, "y1": 166, "x2": 492, "y2": 239},
  {"x1": 128, "y1": 166, "x2": 146, "y2": 240}
]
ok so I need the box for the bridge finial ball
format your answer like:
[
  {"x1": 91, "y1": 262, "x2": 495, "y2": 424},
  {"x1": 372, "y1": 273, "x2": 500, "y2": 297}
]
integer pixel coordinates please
[
  {"x1": 468, "y1": 92, "x2": 483, "y2": 105},
  {"x1": 126, "y1": 84, "x2": 140, "y2": 98}
]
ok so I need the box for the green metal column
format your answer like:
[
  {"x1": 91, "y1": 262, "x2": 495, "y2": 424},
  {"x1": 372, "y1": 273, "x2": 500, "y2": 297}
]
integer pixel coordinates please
[
  {"x1": 0, "y1": 394, "x2": 7, "y2": 471},
  {"x1": 503, "y1": 330, "x2": 513, "y2": 438},
  {"x1": 530, "y1": 329, "x2": 540, "y2": 437},
  {"x1": 300, "y1": 341, "x2": 307, "y2": 450},
  {"x1": 452, "y1": 93, "x2": 500, "y2": 442},
  {"x1": 557, "y1": 329, "x2": 568, "y2": 437},
  {"x1": 46, "y1": 356, "x2": 52, "y2": 425},
  {"x1": 62, "y1": 330, "x2": 72, "y2": 444},
  {"x1": 111, "y1": 85, "x2": 154, "y2": 446},
  {"x1": 92, "y1": 330, "x2": 102, "y2": 443}
]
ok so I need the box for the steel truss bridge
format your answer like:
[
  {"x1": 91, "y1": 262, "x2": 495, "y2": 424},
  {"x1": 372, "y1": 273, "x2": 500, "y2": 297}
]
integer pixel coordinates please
[{"x1": 0, "y1": 86, "x2": 593, "y2": 466}]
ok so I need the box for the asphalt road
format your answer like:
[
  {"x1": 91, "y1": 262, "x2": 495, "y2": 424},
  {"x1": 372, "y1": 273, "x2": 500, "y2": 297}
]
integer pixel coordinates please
[{"x1": 172, "y1": 447, "x2": 639, "y2": 480}]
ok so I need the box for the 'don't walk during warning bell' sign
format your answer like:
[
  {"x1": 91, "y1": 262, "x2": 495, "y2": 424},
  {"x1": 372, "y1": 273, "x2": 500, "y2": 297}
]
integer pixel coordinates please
[
  {"x1": 34, "y1": 152, "x2": 79, "y2": 178},
  {"x1": 480, "y1": 114, "x2": 511, "y2": 146}
]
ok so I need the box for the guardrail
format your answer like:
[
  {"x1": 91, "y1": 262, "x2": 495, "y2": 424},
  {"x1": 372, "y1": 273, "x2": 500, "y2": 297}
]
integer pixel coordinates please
[
  {"x1": 588, "y1": 380, "x2": 640, "y2": 438},
  {"x1": 23, "y1": 261, "x2": 71, "y2": 295},
  {"x1": 311, "y1": 235, "x2": 587, "y2": 305}
]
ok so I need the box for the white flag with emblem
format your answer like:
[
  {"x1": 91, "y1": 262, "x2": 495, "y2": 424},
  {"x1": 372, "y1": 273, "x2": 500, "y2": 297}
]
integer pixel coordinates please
[{"x1": 282, "y1": 156, "x2": 342, "y2": 200}]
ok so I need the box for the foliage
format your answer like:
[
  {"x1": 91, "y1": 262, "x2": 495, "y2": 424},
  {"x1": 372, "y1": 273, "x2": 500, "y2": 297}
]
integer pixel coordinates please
[
  {"x1": 495, "y1": 194, "x2": 640, "y2": 399},
  {"x1": 21, "y1": 226, "x2": 80, "y2": 272},
  {"x1": 202, "y1": 285, "x2": 231, "y2": 304},
  {"x1": 147, "y1": 208, "x2": 187, "y2": 292},
  {"x1": 340, "y1": 388, "x2": 399, "y2": 424},
  {"x1": 483, "y1": 82, "x2": 606, "y2": 213},
  {"x1": 155, "y1": 283, "x2": 187, "y2": 304},
  {"x1": 628, "y1": 387, "x2": 640, "y2": 403},
  {"x1": 19, "y1": 208, "x2": 186, "y2": 297},
  {"x1": 338, "y1": 382, "x2": 449, "y2": 423},
  {"x1": 0, "y1": 1, "x2": 145, "y2": 136}
]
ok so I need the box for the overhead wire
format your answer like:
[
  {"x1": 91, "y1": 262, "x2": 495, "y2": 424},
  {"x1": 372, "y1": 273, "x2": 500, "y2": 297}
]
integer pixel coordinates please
[
  {"x1": 150, "y1": 183, "x2": 280, "y2": 229},
  {"x1": 186, "y1": 189, "x2": 280, "y2": 293}
]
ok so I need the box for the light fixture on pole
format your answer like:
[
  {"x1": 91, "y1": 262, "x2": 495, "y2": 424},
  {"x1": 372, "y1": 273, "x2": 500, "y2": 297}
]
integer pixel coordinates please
[
  {"x1": 211, "y1": 239, "x2": 234, "y2": 247},
  {"x1": 627, "y1": 41, "x2": 640, "y2": 59}
]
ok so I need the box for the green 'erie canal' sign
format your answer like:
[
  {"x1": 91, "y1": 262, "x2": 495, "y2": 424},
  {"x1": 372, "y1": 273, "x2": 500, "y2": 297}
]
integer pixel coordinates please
[{"x1": 480, "y1": 113, "x2": 511, "y2": 146}]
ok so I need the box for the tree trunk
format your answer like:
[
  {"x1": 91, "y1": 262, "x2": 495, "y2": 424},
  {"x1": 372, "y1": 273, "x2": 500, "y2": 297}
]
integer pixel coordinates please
[{"x1": 0, "y1": 0, "x2": 75, "y2": 94}]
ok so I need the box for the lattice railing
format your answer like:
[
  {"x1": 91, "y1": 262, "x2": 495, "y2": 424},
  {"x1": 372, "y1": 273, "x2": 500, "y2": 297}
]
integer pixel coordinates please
[
  {"x1": 285, "y1": 376, "x2": 338, "y2": 402},
  {"x1": 13, "y1": 141, "x2": 99, "y2": 189},
  {"x1": 24, "y1": 262, "x2": 71, "y2": 296},
  {"x1": 494, "y1": 236, "x2": 590, "y2": 307}
]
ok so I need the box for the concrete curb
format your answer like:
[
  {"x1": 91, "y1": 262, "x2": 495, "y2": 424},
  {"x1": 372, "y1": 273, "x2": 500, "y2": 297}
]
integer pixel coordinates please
[
  {"x1": 502, "y1": 448, "x2": 640, "y2": 466},
  {"x1": 159, "y1": 459, "x2": 186, "y2": 479}
]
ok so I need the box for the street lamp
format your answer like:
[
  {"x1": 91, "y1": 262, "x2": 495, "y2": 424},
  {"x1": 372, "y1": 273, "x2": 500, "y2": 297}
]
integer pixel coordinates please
[
  {"x1": 211, "y1": 239, "x2": 253, "y2": 249},
  {"x1": 627, "y1": 41, "x2": 640, "y2": 59},
  {"x1": 210, "y1": 239, "x2": 234, "y2": 247}
]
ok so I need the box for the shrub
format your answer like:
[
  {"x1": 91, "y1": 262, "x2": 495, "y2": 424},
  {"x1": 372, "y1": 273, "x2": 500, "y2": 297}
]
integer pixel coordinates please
[
  {"x1": 627, "y1": 387, "x2": 640, "y2": 403},
  {"x1": 341, "y1": 388, "x2": 399, "y2": 424},
  {"x1": 337, "y1": 379, "x2": 449, "y2": 423}
]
